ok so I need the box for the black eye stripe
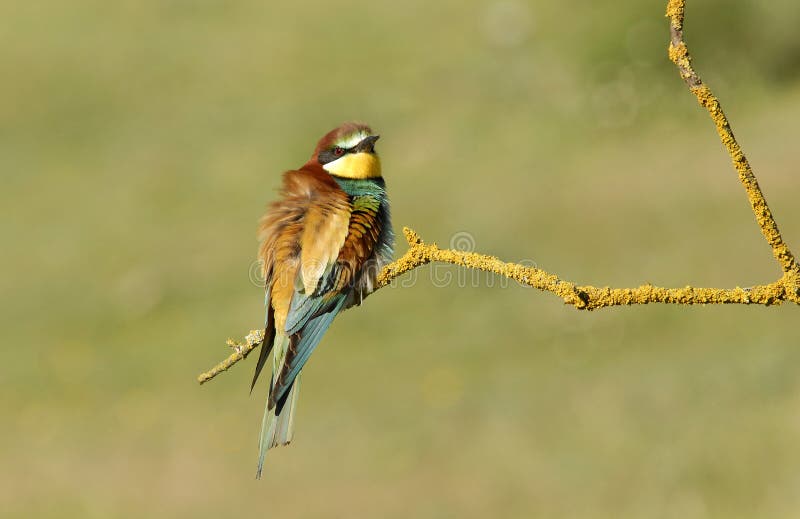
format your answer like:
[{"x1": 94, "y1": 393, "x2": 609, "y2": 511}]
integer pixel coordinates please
[{"x1": 318, "y1": 146, "x2": 353, "y2": 165}]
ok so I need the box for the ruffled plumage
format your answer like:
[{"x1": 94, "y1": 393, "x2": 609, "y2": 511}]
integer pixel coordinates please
[{"x1": 252, "y1": 123, "x2": 393, "y2": 478}]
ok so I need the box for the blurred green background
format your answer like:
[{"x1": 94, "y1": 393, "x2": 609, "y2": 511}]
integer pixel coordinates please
[{"x1": 2, "y1": 0, "x2": 800, "y2": 517}]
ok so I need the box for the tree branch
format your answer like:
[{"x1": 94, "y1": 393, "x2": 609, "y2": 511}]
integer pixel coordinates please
[
  {"x1": 667, "y1": 0, "x2": 800, "y2": 291},
  {"x1": 197, "y1": 330, "x2": 264, "y2": 384},
  {"x1": 197, "y1": 0, "x2": 799, "y2": 385}
]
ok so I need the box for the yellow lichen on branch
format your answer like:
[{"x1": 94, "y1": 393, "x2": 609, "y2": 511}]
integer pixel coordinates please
[
  {"x1": 197, "y1": 0, "x2": 799, "y2": 385},
  {"x1": 198, "y1": 330, "x2": 263, "y2": 384},
  {"x1": 665, "y1": 0, "x2": 685, "y2": 28},
  {"x1": 378, "y1": 228, "x2": 791, "y2": 310},
  {"x1": 667, "y1": 0, "x2": 799, "y2": 283}
]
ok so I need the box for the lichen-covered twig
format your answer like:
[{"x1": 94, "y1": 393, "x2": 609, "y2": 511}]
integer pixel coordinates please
[
  {"x1": 198, "y1": 0, "x2": 799, "y2": 385},
  {"x1": 197, "y1": 330, "x2": 263, "y2": 384},
  {"x1": 377, "y1": 228, "x2": 793, "y2": 310},
  {"x1": 667, "y1": 0, "x2": 800, "y2": 295}
]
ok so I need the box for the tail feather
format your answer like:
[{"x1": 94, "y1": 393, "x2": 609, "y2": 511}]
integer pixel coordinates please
[
  {"x1": 272, "y1": 376, "x2": 300, "y2": 447},
  {"x1": 255, "y1": 333, "x2": 301, "y2": 479},
  {"x1": 255, "y1": 376, "x2": 300, "y2": 479},
  {"x1": 250, "y1": 289, "x2": 276, "y2": 394},
  {"x1": 256, "y1": 384, "x2": 278, "y2": 479}
]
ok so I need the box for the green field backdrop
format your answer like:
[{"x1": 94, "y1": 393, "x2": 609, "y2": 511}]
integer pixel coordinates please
[{"x1": 3, "y1": 1, "x2": 800, "y2": 517}]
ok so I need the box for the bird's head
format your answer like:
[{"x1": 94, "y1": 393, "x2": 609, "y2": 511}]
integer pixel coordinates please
[{"x1": 311, "y1": 122, "x2": 382, "y2": 179}]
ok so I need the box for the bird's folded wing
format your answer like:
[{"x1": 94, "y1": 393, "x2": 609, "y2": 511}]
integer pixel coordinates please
[
  {"x1": 253, "y1": 169, "x2": 344, "y2": 391},
  {"x1": 284, "y1": 198, "x2": 352, "y2": 334},
  {"x1": 269, "y1": 296, "x2": 347, "y2": 410},
  {"x1": 272, "y1": 199, "x2": 385, "y2": 408},
  {"x1": 267, "y1": 193, "x2": 352, "y2": 408}
]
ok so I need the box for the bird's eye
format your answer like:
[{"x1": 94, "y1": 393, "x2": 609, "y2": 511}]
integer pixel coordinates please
[{"x1": 333, "y1": 147, "x2": 345, "y2": 157}]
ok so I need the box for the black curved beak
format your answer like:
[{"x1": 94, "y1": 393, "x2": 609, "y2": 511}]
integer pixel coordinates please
[{"x1": 355, "y1": 134, "x2": 380, "y2": 153}]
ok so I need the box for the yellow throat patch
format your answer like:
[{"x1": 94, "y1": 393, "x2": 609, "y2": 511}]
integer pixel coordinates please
[{"x1": 323, "y1": 152, "x2": 382, "y2": 179}]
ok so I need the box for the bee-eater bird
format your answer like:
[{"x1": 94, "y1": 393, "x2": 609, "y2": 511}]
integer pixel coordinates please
[{"x1": 251, "y1": 122, "x2": 393, "y2": 478}]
